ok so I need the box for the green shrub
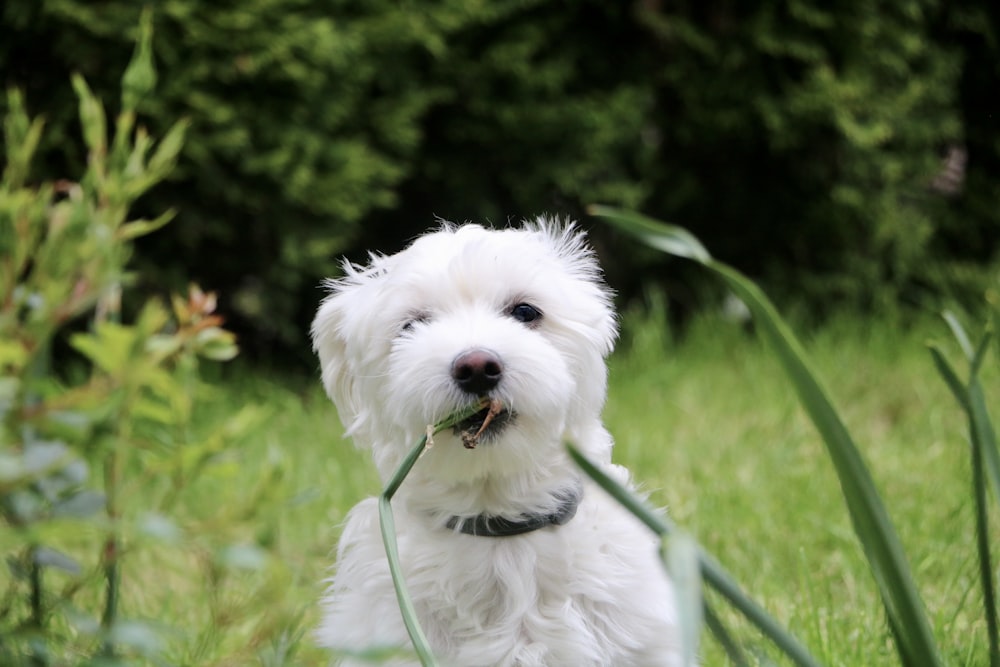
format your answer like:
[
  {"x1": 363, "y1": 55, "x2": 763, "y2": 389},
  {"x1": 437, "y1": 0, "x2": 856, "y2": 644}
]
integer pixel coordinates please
[
  {"x1": 0, "y1": 17, "x2": 259, "y2": 665},
  {"x1": 1, "y1": 1, "x2": 996, "y2": 356}
]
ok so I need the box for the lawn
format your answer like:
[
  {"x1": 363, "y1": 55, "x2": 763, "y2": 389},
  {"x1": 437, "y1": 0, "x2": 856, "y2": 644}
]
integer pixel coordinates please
[
  {"x1": 23, "y1": 308, "x2": 995, "y2": 666},
  {"x1": 607, "y1": 309, "x2": 993, "y2": 666}
]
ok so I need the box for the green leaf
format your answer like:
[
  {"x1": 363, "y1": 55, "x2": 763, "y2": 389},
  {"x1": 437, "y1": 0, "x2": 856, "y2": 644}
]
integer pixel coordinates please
[
  {"x1": 71, "y1": 74, "x2": 107, "y2": 157},
  {"x1": 70, "y1": 322, "x2": 137, "y2": 375},
  {"x1": 711, "y1": 268, "x2": 941, "y2": 666},
  {"x1": 969, "y1": 376, "x2": 1000, "y2": 509},
  {"x1": 587, "y1": 205, "x2": 711, "y2": 263},
  {"x1": 120, "y1": 9, "x2": 158, "y2": 112},
  {"x1": 33, "y1": 546, "x2": 82, "y2": 575},
  {"x1": 52, "y1": 490, "x2": 106, "y2": 518},
  {"x1": 969, "y1": 395, "x2": 1000, "y2": 667},
  {"x1": 378, "y1": 494, "x2": 436, "y2": 666},
  {"x1": 933, "y1": 322, "x2": 1000, "y2": 665},
  {"x1": 591, "y1": 206, "x2": 943, "y2": 666},
  {"x1": 929, "y1": 345, "x2": 970, "y2": 411},
  {"x1": 663, "y1": 531, "x2": 702, "y2": 667},
  {"x1": 132, "y1": 395, "x2": 176, "y2": 425},
  {"x1": 2, "y1": 87, "x2": 46, "y2": 188},
  {"x1": 942, "y1": 310, "x2": 975, "y2": 360},
  {"x1": 195, "y1": 327, "x2": 240, "y2": 361},
  {"x1": 934, "y1": 324, "x2": 1000, "y2": 517},
  {"x1": 378, "y1": 399, "x2": 490, "y2": 667},
  {"x1": 146, "y1": 120, "x2": 189, "y2": 178},
  {"x1": 703, "y1": 603, "x2": 750, "y2": 666},
  {"x1": 117, "y1": 210, "x2": 174, "y2": 241}
]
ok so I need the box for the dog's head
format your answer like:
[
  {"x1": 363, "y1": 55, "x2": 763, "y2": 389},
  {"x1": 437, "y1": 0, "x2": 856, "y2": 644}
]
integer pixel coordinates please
[{"x1": 312, "y1": 218, "x2": 617, "y2": 481}]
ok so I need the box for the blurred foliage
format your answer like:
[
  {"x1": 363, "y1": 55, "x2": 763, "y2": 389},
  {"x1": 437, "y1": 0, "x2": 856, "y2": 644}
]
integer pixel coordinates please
[
  {"x1": 0, "y1": 0, "x2": 997, "y2": 360},
  {"x1": 0, "y1": 15, "x2": 269, "y2": 664}
]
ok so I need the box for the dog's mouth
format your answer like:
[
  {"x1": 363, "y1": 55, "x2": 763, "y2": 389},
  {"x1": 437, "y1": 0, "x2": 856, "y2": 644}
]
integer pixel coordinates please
[{"x1": 453, "y1": 398, "x2": 514, "y2": 449}]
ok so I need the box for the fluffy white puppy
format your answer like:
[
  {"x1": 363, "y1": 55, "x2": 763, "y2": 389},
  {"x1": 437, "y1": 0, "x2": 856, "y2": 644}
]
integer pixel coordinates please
[{"x1": 312, "y1": 218, "x2": 682, "y2": 666}]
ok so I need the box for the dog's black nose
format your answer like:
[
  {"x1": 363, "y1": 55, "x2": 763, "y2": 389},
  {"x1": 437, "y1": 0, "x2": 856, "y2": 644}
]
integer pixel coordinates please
[{"x1": 451, "y1": 349, "x2": 503, "y2": 395}]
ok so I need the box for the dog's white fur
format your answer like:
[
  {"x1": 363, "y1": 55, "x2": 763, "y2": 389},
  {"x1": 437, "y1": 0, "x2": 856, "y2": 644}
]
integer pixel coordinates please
[{"x1": 312, "y1": 219, "x2": 682, "y2": 666}]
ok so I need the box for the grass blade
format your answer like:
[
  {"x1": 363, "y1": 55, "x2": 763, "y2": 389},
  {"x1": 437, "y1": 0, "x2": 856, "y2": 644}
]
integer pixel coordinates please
[
  {"x1": 969, "y1": 378, "x2": 1000, "y2": 667},
  {"x1": 970, "y1": 417, "x2": 1000, "y2": 667},
  {"x1": 943, "y1": 310, "x2": 975, "y2": 360},
  {"x1": 662, "y1": 531, "x2": 703, "y2": 667},
  {"x1": 568, "y1": 445, "x2": 823, "y2": 667},
  {"x1": 969, "y1": 377, "x2": 1000, "y2": 509},
  {"x1": 710, "y1": 260, "x2": 940, "y2": 666},
  {"x1": 378, "y1": 399, "x2": 489, "y2": 666},
  {"x1": 933, "y1": 322, "x2": 1000, "y2": 666},
  {"x1": 591, "y1": 206, "x2": 943, "y2": 666},
  {"x1": 379, "y1": 468, "x2": 436, "y2": 665},
  {"x1": 929, "y1": 345, "x2": 971, "y2": 410},
  {"x1": 971, "y1": 330, "x2": 992, "y2": 375},
  {"x1": 932, "y1": 338, "x2": 1000, "y2": 511},
  {"x1": 588, "y1": 205, "x2": 711, "y2": 263},
  {"x1": 703, "y1": 602, "x2": 751, "y2": 667},
  {"x1": 568, "y1": 443, "x2": 669, "y2": 534}
]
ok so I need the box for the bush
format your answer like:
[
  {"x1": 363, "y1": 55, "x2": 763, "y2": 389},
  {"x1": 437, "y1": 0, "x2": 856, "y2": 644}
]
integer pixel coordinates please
[
  {"x1": 1, "y1": 0, "x2": 462, "y2": 354},
  {"x1": 1, "y1": 1, "x2": 997, "y2": 357},
  {"x1": 0, "y1": 17, "x2": 258, "y2": 664}
]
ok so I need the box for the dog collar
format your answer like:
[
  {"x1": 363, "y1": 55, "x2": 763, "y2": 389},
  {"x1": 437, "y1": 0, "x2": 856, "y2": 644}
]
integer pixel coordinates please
[{"x1": 445, "y1": 484, "x2": 583, "y2": 537}]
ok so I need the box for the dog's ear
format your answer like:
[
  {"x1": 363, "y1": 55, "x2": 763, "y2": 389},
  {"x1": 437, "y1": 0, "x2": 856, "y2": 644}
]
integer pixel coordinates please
[
  {"x1": 312, "y1": 281, "x2": 357, "y2": 429},
  {"x1": 531, "y1": 216, "x2": 619, "y2": 357},
  {"x1": 311, "y1": 259, "x2": 385, "y2": 439}
]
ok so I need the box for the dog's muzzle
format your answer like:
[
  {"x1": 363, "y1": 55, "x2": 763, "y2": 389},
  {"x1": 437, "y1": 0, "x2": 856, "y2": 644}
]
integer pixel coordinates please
[{"x1": 454, "y1": 400, "x2": 514, "y2": 448}]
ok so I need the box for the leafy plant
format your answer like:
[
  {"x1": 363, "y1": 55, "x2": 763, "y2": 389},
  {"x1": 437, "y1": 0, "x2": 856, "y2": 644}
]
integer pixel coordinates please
[
  {"x1": 586, "y1": 205, "x2": 1000, "y2": 665},
  {"x1": 0, "y1": 13, "x2": 250, "y2": 665},
  {"x1": 590, "y1": 205, "x2": 943, "y2": 663}
]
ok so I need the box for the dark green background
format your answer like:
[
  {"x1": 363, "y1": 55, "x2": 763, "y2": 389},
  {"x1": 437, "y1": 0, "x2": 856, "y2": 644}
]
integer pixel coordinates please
[{"x1": 2, "y1": 0, "x2": 997, "y2": 361}]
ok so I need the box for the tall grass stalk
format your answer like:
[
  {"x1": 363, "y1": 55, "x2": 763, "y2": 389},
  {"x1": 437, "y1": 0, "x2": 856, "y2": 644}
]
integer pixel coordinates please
[
  {"x1": 929, "y1": 314, "x2": 1000, "y2": 667},
  {"x1": 378, "y1": 398, "x2": 490, "y2": 667},
  {"x1": 589, "y1": 205, "x2": 945, "y2": 666}
]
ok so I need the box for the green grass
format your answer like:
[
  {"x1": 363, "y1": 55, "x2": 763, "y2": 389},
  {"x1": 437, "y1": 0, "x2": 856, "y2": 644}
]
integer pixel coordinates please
[
  {"x1": 610, "y1": 309, "x2": 995, "y2": 665},
  {"x1": 31, "y1": 309, "x2": 994, "y2": 666}
]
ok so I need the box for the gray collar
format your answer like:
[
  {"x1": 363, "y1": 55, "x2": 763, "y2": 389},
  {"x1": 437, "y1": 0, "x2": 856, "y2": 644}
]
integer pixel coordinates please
[{"x1": 445, "y1": 484, "x2": 583, "y2": 537}]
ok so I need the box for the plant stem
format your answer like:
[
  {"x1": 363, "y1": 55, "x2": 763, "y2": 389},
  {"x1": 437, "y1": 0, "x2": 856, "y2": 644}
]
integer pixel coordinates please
[
  {"x1": 96, "y1": 284, "x2": 123, "y2": 657},
  {"x1": 100, "y1": 452, "x2": 121, "y2": 657},
  {"x1": 972, "y1": 430, "x2": 1000, "y2": 666},
  {"x1": 379, "y1": 399, "x2": 490, "y2": 667},
  {"x1": 28, "y1": 547, "x2": 43, "y2": 629}
]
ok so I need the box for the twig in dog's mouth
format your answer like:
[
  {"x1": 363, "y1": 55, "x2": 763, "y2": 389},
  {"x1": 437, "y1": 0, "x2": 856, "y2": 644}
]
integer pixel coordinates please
[{"x1": 460, "y1": 398, "x2": 504, "y2": 449}]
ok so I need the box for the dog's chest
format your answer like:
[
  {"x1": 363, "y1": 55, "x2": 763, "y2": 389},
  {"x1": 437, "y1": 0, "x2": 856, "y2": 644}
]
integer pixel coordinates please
[
  {"x1": 403, "y1": 530, "x2": 620, "y2": 665},
  {"x1": 322, "y1": 497, "x2": 680, "y2": 666}
]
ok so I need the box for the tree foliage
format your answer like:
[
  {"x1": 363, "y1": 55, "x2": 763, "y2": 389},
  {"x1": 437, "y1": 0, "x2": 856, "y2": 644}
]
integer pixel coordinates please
[{"x1": 0, "y1": 0, "x2": 996, "y2": 358}]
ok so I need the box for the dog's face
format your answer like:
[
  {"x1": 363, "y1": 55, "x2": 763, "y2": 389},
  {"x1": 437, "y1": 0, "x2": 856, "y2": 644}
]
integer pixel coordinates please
[{"x1": 312, "y1": 220, "x2": 617, "y2": 482}]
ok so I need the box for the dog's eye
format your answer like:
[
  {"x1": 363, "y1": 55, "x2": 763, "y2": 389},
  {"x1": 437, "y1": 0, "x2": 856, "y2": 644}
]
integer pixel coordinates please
[
  {"x1": 510, "y1": 303, "x2": 541, "y2": 324},
  {"x1": 401, "y1": 313, "x2": 430, "y2": 334}
]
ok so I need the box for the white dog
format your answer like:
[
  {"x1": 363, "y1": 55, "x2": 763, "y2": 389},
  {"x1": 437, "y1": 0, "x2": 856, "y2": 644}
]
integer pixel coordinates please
[{"x1": 312, "y1": 218, "x2": 682, "y2": 666}]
